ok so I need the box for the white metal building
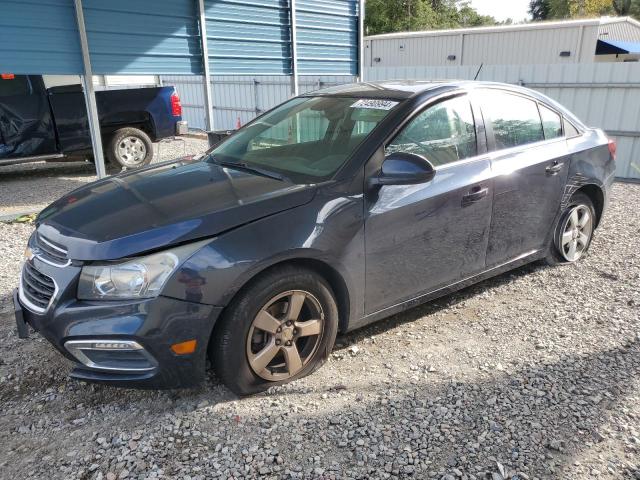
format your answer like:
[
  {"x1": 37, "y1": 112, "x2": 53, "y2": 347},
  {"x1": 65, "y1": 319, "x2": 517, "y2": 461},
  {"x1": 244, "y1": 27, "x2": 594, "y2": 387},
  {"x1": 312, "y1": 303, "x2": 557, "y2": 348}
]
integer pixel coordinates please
[{"x1": 364, "y1": 17, "x2": 640, "y2": 68}]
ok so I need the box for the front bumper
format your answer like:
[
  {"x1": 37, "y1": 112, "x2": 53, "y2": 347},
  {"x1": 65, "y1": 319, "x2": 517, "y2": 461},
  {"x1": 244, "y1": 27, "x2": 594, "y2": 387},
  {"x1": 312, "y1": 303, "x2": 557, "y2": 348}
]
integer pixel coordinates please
[{"x1": 15, "y1": 276, "x2": 222, "y2": 389}]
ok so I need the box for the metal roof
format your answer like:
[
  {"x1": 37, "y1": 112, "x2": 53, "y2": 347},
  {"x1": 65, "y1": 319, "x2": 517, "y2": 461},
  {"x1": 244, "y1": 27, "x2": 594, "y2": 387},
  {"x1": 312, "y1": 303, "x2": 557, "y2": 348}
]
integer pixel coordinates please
[{"x1": 365, "y1": 16, "x2": 637, "y2": 41}]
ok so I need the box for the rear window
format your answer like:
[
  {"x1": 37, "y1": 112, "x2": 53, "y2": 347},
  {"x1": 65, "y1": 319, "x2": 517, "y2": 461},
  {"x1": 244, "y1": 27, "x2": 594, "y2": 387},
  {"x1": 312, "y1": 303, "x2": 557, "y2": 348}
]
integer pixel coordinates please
[{"x1": 0, "y1": 75, "x2": 31, "y2": 97}]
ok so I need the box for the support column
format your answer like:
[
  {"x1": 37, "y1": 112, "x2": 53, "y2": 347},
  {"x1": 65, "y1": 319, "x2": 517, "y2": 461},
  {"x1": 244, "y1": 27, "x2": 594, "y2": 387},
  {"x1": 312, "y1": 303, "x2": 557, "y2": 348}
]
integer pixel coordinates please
[
  {"x1": 289, "y1": 0, "x2": 299, "y2": 96},
  {"x1": 197, "y1": 0, "x2": 215, "y2": 130},
  {"x1": 357, "y1": 0, "x2": 365, "y2": 82},
  {"x1": 73, "y1": 0, "x2": 106, "y2": 179}
]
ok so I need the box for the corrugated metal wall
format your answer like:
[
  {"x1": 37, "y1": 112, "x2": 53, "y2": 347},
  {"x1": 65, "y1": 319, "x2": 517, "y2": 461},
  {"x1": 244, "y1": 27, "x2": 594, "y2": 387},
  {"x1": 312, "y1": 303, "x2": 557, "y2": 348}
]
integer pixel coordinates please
[
  {"x1": 296, "y1": 0, "x2": 359, "y2": 74},
  {"x1": 203, "y1": 0, "x2": 292, "y2": 75},
  {"x1": 162, "y1": 74, "x2": 355, "y2": 130},
  {"x1": 1, "y1": 0, "x2": 360, "y2": 76},
  {"x1": 82, "y1": 0, "x2": 202, "y2": 75},
  {"x1": 599, "y1": 19, "x2": 640, "y2": 41},
  {"x1": 0, "y1": 0, "x2": 82, "y2": 74},
  {"x1": 365, "y1": 63, "x2": 640, "y2": 180},
  {"x1": 365, "y1": 23, "x2": 601, "y2": 67}
]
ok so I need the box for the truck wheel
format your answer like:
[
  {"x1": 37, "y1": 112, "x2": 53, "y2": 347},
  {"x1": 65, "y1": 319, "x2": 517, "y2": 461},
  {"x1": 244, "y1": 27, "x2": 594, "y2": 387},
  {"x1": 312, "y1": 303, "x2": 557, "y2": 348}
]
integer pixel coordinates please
[{"x1": 107, "y1": 127, "x2": 153, "y2": 169}]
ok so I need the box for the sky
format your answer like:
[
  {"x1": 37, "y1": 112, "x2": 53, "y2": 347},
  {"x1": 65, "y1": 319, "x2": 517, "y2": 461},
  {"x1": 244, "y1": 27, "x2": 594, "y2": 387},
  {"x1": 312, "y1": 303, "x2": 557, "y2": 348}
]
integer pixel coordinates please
[{"x1": 468, "y1": 0, "x2": 532, "y2": 22}]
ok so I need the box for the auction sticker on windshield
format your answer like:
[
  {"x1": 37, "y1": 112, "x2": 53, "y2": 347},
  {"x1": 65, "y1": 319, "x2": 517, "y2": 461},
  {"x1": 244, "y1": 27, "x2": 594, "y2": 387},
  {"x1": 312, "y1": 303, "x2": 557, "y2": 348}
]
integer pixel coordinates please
[{"x1": 350, "y1": 99, "x2": 398, "y2": 110}]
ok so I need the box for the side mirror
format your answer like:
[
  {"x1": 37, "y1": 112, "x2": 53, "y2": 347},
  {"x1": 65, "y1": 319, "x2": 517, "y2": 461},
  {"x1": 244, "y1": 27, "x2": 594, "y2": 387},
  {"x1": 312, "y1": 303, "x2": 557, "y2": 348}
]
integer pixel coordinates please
[{"x1": 371, "y1": 152, "x2": 436, "y2": 187}]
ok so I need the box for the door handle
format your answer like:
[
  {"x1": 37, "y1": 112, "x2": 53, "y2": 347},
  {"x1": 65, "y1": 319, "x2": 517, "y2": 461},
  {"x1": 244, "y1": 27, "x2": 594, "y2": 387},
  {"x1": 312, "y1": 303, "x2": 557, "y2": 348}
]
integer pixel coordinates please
[
  {"x1": 546, "y1": 161, "x2": 564, "y2": 175},
  {"x1": 462, "y1": 186, "x2": 488, "y2": 207}
]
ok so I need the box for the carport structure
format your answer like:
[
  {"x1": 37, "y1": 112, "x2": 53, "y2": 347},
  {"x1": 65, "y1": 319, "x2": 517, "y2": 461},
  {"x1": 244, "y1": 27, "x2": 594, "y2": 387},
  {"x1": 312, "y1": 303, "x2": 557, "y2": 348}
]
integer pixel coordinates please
[{"x1": 1, "y1": 0, "x2": 363, "y2": 178}]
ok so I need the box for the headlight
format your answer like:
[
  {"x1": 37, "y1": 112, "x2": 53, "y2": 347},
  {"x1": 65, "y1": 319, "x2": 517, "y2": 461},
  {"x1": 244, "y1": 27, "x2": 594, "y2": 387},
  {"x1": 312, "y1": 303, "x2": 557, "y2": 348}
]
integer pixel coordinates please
[{"x1": 78, "y1": 251, "x2": 179, "y2": 300}]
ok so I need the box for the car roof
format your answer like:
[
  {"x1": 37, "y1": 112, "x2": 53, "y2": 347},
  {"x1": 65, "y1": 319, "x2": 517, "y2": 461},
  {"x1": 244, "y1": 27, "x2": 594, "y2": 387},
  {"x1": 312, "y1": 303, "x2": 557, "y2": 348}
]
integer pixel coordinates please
[
  {"x1": 303, "y1": 80, "x2": 586, "y2": 127},
  {"x1": 305, "y1": 80, "x2": 539, "y2": 101}
]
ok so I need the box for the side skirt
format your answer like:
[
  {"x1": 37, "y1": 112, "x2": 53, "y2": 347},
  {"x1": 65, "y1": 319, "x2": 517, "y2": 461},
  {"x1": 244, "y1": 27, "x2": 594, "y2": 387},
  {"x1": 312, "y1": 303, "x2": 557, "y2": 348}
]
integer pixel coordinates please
[{"x1": 348, "y1": 249, "x2": 543, "y2": 332}]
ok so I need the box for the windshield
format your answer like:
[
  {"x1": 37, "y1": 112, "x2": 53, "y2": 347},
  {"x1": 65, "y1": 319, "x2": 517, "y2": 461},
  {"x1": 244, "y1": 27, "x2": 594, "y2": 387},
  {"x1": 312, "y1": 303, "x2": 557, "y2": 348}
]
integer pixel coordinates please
[{"x1": 207, "y1": 96, "x2": 398, "y2": 183}]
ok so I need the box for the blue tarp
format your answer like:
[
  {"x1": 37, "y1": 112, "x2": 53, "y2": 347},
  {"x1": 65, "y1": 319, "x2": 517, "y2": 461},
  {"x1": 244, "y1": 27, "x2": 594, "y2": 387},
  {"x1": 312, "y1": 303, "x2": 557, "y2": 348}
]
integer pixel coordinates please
[{"x1": 596, "y1": 39, "x2": 640, "y2": 55}]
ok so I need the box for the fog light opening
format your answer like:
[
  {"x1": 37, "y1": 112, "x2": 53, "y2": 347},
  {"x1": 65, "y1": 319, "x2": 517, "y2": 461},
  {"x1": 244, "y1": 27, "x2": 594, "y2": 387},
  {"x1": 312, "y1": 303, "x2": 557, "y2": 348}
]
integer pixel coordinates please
[{"x1": 64, "y1": 339, "x2": 157, "y2": 372}]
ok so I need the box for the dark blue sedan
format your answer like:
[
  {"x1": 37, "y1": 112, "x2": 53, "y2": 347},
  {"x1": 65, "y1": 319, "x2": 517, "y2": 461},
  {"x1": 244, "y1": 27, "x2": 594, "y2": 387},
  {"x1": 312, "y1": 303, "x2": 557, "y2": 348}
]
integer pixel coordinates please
[{"x1": 15, "y1": 81, "x2": 616, "y2": 395}]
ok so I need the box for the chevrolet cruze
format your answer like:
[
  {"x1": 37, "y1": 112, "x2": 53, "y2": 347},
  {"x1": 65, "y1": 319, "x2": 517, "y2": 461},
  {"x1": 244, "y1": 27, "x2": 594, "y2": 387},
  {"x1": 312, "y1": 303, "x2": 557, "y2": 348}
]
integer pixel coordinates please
[{"x1": 14, "y1": 81, "x2": 616, "y2": 395}]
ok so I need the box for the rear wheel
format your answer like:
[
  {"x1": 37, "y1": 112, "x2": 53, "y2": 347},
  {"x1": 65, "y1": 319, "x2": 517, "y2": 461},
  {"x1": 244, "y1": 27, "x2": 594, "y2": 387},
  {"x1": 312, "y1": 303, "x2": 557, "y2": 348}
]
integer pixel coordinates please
[
  {"x1": 107, "y1": 127, "x2": 153, "y2": 169},
  {"x1": 210, "y1": 266, "x2": 338, "y2": 395},
  {"x1": 545, "y1": 192, "x2": 596, "y2": 265}
]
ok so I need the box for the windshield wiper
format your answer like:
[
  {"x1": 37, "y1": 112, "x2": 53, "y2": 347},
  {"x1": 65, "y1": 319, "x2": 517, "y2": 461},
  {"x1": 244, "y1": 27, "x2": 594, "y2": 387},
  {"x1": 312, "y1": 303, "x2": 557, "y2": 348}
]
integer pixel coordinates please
[{"x1": 212, "y1": 159, "x2": 288, "y2": 182}]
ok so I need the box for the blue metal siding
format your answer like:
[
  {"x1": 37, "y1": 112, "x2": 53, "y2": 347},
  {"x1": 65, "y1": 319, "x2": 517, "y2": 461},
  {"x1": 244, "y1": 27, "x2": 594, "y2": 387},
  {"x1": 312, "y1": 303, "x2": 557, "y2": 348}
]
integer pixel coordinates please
[
  {"x1": 0, "y1": 0, "x2": 82, "y2": 74},
  {"x1": 204, "y1": 0, "x2": 292, "y2": 75},
  {"x1": 296, "y1": 0, "x2": 358, "y2": 75},
  {"x1": 0, "y1": 0, "x2": 360, "y2": 76},
  {"x1": 82, "y1": 0, "x2": 202, "y2": 74}
]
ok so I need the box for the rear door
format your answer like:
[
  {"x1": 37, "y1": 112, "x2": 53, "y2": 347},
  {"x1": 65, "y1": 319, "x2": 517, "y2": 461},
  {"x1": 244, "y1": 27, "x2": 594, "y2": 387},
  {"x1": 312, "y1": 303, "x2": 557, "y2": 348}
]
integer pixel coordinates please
[
  {"x1": 480, "y1": 90, "x2": 569, "y2": 267},
  {"x1": 364, "y1": 93, "x2": 493, "y2": 314},
  {"x1": 0, "y1": 75, "x2": 56, "y2": 159}
]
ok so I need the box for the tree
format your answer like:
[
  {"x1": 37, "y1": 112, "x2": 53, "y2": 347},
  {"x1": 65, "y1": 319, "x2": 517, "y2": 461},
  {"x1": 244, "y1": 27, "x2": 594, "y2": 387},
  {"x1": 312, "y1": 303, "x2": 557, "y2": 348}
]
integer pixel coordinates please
[
  {"x1": 612, "y1": 0, "x2": 640, "y2": 16},
  {"x1": 364, "y1": 0, "x2": 497, "y2": 36},
  {"x1": 568, "y1": 0, "x2": 615, "y2": 16},
  {"x1": 529, "y1": 0, "x2": 552, "y2": 19},
  {"x1": 530, "y1": 0, "x2": 624, "y2": 19}
]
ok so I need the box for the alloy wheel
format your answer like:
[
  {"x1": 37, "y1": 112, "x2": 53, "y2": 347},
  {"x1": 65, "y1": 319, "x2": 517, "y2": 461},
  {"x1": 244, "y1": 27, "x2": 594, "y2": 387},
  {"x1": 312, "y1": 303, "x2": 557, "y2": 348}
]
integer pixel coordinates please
[
  {"x1": 560, "y1": 204, "x2": 593, "y2": 262},
  {"x1": 246, "y1": 290, "x2": 324, "y2": 381},
  {"x1": 117, "y1": 136, "x2": 147, "y2": 166}
]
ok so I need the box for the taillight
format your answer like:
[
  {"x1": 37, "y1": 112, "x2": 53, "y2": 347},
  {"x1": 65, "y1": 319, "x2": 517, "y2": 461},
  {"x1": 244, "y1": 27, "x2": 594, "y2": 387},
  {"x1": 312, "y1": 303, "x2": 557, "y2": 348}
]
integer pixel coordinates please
[
  {"x1": 170, "y1": 91, "x2": 182, "y2": 117},
  {"x1": 608, "y1": 138, "x2": 617, "y2": 160}
]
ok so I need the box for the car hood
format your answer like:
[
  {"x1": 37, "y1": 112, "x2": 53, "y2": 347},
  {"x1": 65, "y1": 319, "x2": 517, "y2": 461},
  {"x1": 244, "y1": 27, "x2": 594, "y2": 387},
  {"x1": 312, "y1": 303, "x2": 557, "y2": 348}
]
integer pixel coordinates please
[{"x1": 36, "y1": 158, "x2": 317, "y2": 261}]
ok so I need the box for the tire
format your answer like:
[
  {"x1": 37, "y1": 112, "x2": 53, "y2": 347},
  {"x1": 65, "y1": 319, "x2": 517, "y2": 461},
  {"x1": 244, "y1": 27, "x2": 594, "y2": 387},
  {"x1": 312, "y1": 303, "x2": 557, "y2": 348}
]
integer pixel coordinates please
[
  {"x1": 106, "y1": 127, "x2": 153, "y2": 169},
  {"x1": 544, "y1": 192, "x2": 596, "y2": 266},
  {"x1": 210, "y1": 266, "x2": 339, "y2": 396}
]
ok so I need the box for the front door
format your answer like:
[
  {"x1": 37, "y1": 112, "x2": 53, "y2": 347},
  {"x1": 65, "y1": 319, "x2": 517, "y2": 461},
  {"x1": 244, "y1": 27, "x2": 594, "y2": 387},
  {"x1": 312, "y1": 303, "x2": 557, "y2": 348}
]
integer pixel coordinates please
[
  {"x1": 479, "y1": 90, "x2": 569, "y2": 267},
  {"x1": 364, "y1": 94, "x2": 493, "y2": 315}
]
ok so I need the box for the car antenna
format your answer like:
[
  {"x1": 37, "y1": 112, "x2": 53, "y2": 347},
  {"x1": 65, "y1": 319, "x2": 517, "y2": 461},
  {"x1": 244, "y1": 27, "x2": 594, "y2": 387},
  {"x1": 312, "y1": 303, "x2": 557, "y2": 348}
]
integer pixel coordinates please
[{"x1": 473, "y1": 63, "x2": 484, "y2": 81}]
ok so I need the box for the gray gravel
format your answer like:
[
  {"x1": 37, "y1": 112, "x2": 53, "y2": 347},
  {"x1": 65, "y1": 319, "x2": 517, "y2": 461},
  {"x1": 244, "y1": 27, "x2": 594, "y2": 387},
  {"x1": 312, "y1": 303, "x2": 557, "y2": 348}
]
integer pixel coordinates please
[
  {"x1": 0, "y1": 182, "x2": 639, "y2": 480},
  {"x1": 0, "y1": 136, "x2": 209, "y2": 218}
]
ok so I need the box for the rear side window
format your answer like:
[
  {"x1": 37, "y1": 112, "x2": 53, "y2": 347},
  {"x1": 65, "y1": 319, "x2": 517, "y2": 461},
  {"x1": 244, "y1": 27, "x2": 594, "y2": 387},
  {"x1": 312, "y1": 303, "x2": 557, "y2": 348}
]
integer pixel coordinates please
[
  {"x1": 386, "y1": 95, "x2": 477, "y2": 167},
  {"x1": 539, "y1": 104, "x2": 563, "y2": 140},
  {"x1": 481, "y1": 91, "x2": 544, "y2": 149},
  {"x1": 0, "y1": 75, "x2": 31, "y2": 97},
  {"x1": 564, "y1": 119, "x2": 580, "y2": 138}
]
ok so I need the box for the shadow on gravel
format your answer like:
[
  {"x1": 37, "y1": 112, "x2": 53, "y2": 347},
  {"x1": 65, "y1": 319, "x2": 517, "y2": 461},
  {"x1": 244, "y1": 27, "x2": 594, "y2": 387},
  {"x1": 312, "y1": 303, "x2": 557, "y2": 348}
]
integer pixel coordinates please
[
  {"x1": 334, "y1": 261, "x2": 545, "y2": 351},
  {"x1": 299, "y1": 338, "x2": 640, "y2": 478}
]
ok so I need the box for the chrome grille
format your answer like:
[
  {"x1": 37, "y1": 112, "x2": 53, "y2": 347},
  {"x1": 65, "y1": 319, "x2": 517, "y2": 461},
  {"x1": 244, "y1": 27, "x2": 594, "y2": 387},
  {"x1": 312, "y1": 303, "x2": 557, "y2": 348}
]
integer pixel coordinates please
[
  {"x1": 35, "y1": 233, "x2": 69, "y2": 266},
  {"x1": 21, "y1": 262, "x2": 56, "y2": 312}
]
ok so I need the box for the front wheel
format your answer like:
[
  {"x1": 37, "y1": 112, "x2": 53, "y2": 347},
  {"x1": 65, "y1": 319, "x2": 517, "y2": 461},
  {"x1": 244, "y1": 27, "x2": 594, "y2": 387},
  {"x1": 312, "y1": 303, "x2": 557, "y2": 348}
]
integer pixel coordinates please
[
  {"x1": 210, "y1": 266, "x2": 338, "y2": 395},
  {"x1": 545, "y1": 192, "x2": 596, "y2": 265},
  {"x1": 107, "y1": 127, "x2": 153, "y2": 169}
]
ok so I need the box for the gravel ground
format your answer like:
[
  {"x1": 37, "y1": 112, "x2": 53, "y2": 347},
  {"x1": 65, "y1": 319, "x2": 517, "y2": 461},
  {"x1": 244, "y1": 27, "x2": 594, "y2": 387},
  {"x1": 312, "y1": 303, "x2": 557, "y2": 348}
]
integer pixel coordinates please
[
  {"x1": 0, "y1": 136, "x2": 209, "y2": 218},
  {"x1": 0, "y1": 182, "x2": 639, "y2": 480}
]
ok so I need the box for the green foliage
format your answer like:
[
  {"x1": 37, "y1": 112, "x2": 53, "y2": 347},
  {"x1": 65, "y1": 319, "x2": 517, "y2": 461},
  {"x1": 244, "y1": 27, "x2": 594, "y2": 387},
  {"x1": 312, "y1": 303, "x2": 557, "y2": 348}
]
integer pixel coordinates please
[
  {"x1": 529, "y1": 0, "x2": 639, "y2": 19},
  {"x1": 365, "y1": 0, "x2": 498, "y2": 35}
]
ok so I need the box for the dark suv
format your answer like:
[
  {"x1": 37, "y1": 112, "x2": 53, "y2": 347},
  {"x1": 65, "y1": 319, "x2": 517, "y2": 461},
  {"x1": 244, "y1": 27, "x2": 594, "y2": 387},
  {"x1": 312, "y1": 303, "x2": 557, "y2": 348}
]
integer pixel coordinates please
[{"x1": 14, "y1": 81, "x2": 616, "y2": 395}]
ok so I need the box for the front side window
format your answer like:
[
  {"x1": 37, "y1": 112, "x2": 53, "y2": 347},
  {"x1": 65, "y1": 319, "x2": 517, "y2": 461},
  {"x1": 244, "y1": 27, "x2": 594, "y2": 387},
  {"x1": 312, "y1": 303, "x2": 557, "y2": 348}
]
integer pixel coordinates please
[
  {"x1": 481, "y1": 91, "x2": 544, "y2": 149},
  {"x1": 386, "y1": 95, "x2": 477, "y2": 167},
  {"x1": 539, "y1": 104, "x2": 563, "y2": 140},
  {"x1": 210, "y1": 96, "x2": 396, "y2": 183}
]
